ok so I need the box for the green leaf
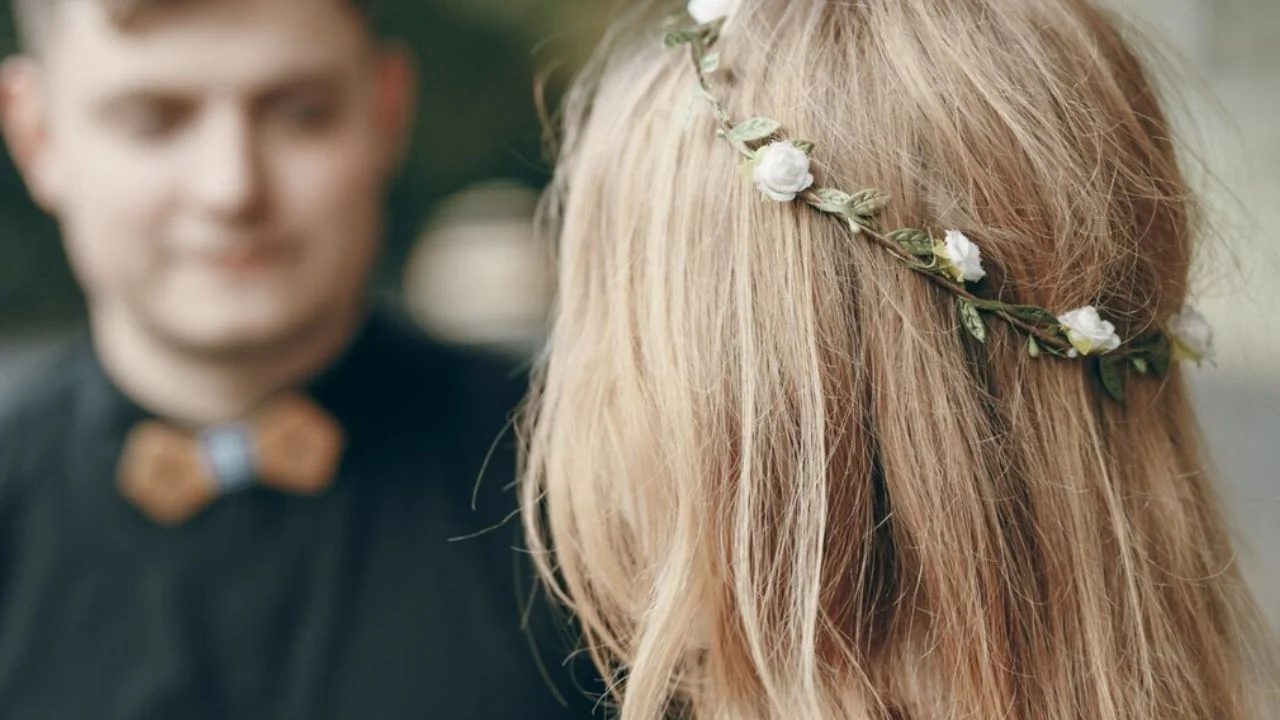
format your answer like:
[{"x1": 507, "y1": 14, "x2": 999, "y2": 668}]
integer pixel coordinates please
[
  {"x1": 965, "y1": 300, "x2": 1060, "y2": 327},
  {"x1": 1149, "y1": 336, "x2": 1173, "y2": 378},
  {"x1": 810, "y1": 188, "x2": 853, "y2": 214},
  {"x1": 849, "y1": 189, "x2": 890, "y2": 218},
  {"x1": 967, "y1": 298, "x2": 1007, "y2": 311},
  {"x1": 726, "y1": 117, "x2": 781, "y2": 143},
  {"x1": 1129, "y1": 356, "x2": 1150, "y2": 375},
  {"x1": 1027, "y1": 336, "x2": 1042, "y2": 358},
  {"x1": 958, "y1": 300, "x2": 987, "y2": 344},
  {"x1": 699, "y1": 51, "x2": 721, "y2": 73},
  {"x1": 850, "y1": 214, "x2": 879, "y2": 232},
  {"x1": 1098, "y1": 357, "x2": 1126, "y2": 403},
  {"x1": 1009, "y1": 305, "x2": 1060, "y2": 326},
  {"x1": 792, "y1": 140, "x2": 815, "y2": 155},
  {"x1": 664, "y1": 29, "x2": 699, "y2": 48},
  {"x1": 887, "y1": 229, "x2": 934, "y2": 257}
]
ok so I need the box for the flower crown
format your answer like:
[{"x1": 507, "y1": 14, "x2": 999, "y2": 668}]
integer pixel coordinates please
[{"x1": 666, "y1": 1, "x2": 1212, "y2": 403}]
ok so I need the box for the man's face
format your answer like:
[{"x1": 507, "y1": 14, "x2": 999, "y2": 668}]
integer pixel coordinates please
[{"x1": 10, "y1": 0, "x2": 408, "y2": 354}]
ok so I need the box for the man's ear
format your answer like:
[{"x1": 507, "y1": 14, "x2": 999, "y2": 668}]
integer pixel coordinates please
[
  {"x1": 373, "y1": 43, "x2": 417, "y2": 175},
  {"x1": 0, "y1": 57, "x2": 60, "y2": 212}
]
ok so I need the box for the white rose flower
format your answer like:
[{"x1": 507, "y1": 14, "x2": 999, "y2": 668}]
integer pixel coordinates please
[
  {"x1": 1168, "y1": 305, "x2": 1214, "y2": 362},
  {"x1": 1058, "y1": 306, "x2": 1122, "y2": 356},
  {"x1": 938, "y1": 230, "x2": 987, "y2": 283},
  {"x1": 752, "y1": 141, "x2": 814, "y2": 203},
  {"x1": 688, "y1": 0, "x2": 739, "y2": 24}
]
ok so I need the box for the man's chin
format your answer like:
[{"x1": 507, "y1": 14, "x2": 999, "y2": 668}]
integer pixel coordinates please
[{"x1": 154, "y1": 311, "x2": 317, "y2": 360}]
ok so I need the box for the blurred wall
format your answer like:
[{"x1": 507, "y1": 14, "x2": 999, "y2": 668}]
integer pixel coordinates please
[
  {"x1": 1108, "y1": 0, "x2": 1280, "y2": 385},
  {"x1": 1109, "y1": 0, "x2": 1280, "y2": 622}
]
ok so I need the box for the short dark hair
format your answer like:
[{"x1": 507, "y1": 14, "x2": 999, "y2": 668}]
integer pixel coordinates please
[{"x1": 13, "y1": 0, "x2": 374, "y2": 52}]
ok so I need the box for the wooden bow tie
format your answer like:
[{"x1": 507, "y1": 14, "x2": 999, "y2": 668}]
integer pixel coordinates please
[{"x1": 117, "y1": 395, "x2": 345, "y2": 526}]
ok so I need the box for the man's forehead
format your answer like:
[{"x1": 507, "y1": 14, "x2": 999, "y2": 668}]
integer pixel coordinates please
[
  {"x1": 83, "y1": 0, "x2": 370, "y2": 27},
  {"x1": 76, "y1": 0, "x2": 177, "y2": 27},
  {"x1": 44, "y1": 0, "x2": 371, "y2": 93},
  {"x1": 24, "y1": 0, "x2": 276, "y2": 29},
  {"x1": 95, "y1": 0, "x2": 372, "y2": 23},
  {"x1": 17, "y1": 0, "x2": 371, "y2": 53}
]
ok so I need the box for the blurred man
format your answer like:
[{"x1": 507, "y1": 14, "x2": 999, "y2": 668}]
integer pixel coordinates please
[{"x1": 0, "y1": 0, "x2": 594, "y2": 717}]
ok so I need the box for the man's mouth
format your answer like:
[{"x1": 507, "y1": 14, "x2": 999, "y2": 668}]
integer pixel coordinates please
[{"x1": 194, "y1": 241, "x2": 294, "y2": 273}]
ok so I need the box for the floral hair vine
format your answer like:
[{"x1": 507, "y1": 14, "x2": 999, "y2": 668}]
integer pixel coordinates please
[{"x1": 665, "y1": 0, "x2": 1213, "y2": 403}]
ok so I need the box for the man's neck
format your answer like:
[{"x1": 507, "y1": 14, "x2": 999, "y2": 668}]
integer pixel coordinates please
[{"x1": 91, "y1": 306, "x2": 364, "y2": 427}]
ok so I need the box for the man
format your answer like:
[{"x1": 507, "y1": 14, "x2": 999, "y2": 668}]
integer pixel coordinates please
[{"x1": 0, "y1": 0, "x2": 596, "y2": 717}]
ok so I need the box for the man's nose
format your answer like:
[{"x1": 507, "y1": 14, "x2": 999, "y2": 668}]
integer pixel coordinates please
[{"x1": 186, "y1": 108, "x2": 267, "y2": 221}]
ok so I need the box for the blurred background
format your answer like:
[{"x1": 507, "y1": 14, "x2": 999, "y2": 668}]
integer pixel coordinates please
[{"x1": 0, "y1": 0, "x2": 1274, "y2": 623}]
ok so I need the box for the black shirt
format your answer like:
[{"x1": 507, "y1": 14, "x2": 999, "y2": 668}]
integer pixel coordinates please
[{"x1": 0, "y1": 310, "x2": 600, "y2": 719}]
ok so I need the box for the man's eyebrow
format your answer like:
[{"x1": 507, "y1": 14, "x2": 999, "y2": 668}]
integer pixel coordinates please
[
  {"x1": 254, "y1": 72, "x2": 348, "y2": 101},
  {"x1": 89, "y1": 88, "x2": 192, "y2": 119},
  {"x1": 85, "y1": 68, "x2": 353, "y2": 113}
]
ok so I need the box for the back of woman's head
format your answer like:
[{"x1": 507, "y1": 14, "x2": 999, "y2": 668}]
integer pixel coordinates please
[{"x1": 523, "y1": 1, "x2": 1278, "y2": 717}]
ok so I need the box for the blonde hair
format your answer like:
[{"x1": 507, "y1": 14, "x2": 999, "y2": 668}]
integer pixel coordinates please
[{"x1": 522, "y1": 1, "x2": 1278, "y2": 718}]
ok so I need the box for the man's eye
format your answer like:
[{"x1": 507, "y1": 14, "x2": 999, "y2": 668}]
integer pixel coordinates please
[
  {"x1": 272, "y1": 96, "x2": 340, "y2": 131},
  {"x1": 114, "y1": 103, "x2": 187, "y2": 140}
]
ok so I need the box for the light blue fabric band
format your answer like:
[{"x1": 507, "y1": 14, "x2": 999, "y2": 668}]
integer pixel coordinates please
[{"x1": 198, "y1": 424, "x2": 257, "y2": 494}]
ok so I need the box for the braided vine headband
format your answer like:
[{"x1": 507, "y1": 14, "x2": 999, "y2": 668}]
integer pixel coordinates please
[{"x1": 666, "y1": 0, "x2": 1212, "y2": 403}]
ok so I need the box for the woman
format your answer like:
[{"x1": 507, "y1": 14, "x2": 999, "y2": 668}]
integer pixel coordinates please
[{"x1": 522, "y1": 0, "x2": 1278, "y2": 717}]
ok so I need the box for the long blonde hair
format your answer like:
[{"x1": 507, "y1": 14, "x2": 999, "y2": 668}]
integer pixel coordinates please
[{"x1": 521, "y1": 1, "x2": 1277, "y2": 717}]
